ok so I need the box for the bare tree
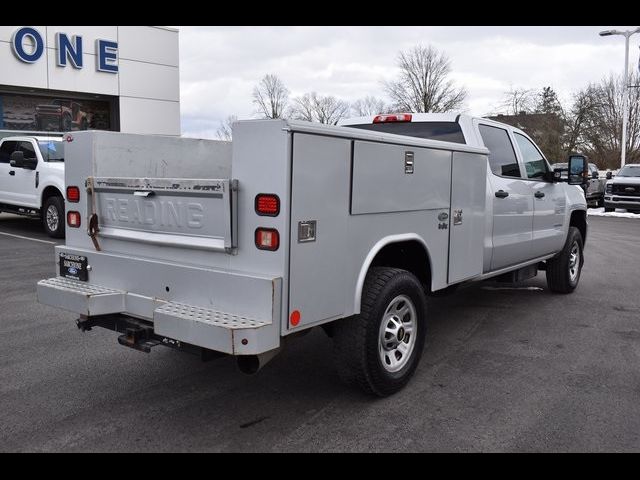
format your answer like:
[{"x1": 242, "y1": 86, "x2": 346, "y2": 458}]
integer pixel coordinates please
[
  {"x1": 216, "y1": 115, "x2": 237, "y2": 141},
  {"x1": 289, "y1": 92, "x2": 350, "y2": 125},
  {"x1": 497, "y1": 87, "x2": 535, "y2": 115},
  {"x1": 351, "y1": 96, "x2": 388, "y2": 117},
  {"x1": 579, "y1": 73, "x2": 640, "y2": 168},
  {"x1": 252, "y1": 74, "x2": 289, "y2": 119},
  {"x1": 384, "y1": 45, "x2": 467, "y2": 113}
]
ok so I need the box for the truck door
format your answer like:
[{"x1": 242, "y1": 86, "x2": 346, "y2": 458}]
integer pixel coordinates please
[
  {"x1": 288, "y1": 133, "x2": 351, "y2": 329},
  {"x1": 9, "y1": 141, "x2": 40, "y2": 208},
  {"x1": 513, "y1": 132, "x2": 566, "y2": 258},
  {"x1": 0, "y1": 140, "x2": 18, "y2": 205},
  {"x1": 476, "y1": 123, "x2": 534, "y2": 271}
]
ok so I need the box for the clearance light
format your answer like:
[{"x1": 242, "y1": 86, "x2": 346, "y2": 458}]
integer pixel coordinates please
[
  {"x1": 255, "y1": 228, "x2": 279, "y2": 251},
  {"x1": 255, "y1": 194, "x2": 280, "y2": 216},
  {"x1": 66, "y1": 186, "x2": 80, "y2": 203}
]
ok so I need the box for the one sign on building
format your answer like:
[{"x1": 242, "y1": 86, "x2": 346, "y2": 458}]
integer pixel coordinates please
[{"x1": 11, "y1": 26, "x2": 118, "y2": 74}]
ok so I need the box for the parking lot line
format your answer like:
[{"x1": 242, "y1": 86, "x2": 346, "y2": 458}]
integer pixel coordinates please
[{"x1": 0, "y1": 231, "x2": 56, "y2": 245}]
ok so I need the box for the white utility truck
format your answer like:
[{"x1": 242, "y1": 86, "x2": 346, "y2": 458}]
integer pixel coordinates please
[
  {"x1": 37, "y1": 114, "x2": 589, "y2": 396},
  {"x1": 0, "y1": 135, "x2": 66, "y2": 237}
]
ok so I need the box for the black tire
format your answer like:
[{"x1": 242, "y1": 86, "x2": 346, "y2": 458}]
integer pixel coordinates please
[
  {"x1": 628, "y1": 210, "x2": 640, "y2": 215},
  {"x1": 604, "y1": 207, "x2": 614, "y2": 212},
  {"x1": 546, "y1": 226, "x2": 583, "y2": 294},
  {"x1": 42, "y1": 196, "x2": 65, "y2": 238},
  {"x1": 597, "y1": 196, "x2": 604, "y2": 208},
  {"x1": 333, "y1": 267, "x2": 427, "y2": 397}
]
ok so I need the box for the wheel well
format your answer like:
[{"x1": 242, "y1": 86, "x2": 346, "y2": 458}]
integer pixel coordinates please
[
  {"x1": 570, "y1": 210, "x2": 587, "y2": 244},
  {"x1": 369, "y1": 240, "x2": 431, "y2": 291},
  {"x1": 41, "y1": 186, "x2": 63, "y2": 207}
]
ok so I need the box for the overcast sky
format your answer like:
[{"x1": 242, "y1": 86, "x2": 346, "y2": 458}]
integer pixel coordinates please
[{"x1": 176, "y1": 26, "x2": 640, "y2": 139}]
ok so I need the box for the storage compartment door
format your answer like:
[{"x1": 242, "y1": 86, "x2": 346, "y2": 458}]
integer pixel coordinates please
[
  {"x1": 448, "y1": 152, "x2": 487, "y2": 283},
  {"x1": 288, "y1": 134, "x2": 351, "y2": 329}
]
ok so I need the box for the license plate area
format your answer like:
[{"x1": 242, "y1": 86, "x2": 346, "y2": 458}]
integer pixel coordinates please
[{"x1": 59, "y1": 253, "x2": 88, "y2": 281}]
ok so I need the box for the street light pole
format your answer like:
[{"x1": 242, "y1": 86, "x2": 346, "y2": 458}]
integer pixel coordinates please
[{"x1": 599, "y1": 27, "x2": 640, "y2": 168}]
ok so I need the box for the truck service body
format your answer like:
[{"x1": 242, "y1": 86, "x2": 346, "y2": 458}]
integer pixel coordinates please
[{"x1": 37, "y1": 114, "x2": 588, "y2": 395}]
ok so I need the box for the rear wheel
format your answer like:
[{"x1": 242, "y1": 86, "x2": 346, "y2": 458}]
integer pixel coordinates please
[
  {"x1": 546, "y1": 226, "x2": 583, "y2": 294},
  {"x1": 333, "y1": 267, "x2": 427, "y2": 396},
  {"x1": 42, "y1": 196, "x2": 65, "y2": 238}
]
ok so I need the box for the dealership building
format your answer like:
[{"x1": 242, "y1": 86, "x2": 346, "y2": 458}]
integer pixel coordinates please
[{"x1": 0, "y1": 26, "x2": 180, "y2": 140}]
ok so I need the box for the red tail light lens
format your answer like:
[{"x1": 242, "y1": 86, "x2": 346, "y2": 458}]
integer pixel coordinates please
[
  {"x1": 255, "y1": 228, "x2": 279, "y2": 251},
  {"x1": 373, "y1": 113, "x2": 412, "y2": 123},
  {"x1": 255, "y1": 194, "x2": 280, "y2": 216},
  {"x1": 67, "y1": 211, "x2": 81, "y2": 228},
  {"x1": 66, "y1": 186, "x2": 80, "y2": 203}
]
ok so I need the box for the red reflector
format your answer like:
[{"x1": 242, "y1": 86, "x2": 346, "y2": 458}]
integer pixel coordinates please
[
  {"x1": 373, "y1": 113, "x2": 413, "y2": 124},
  {"x1": 290, "y1": 310, "x2": 301, "y2": 327},
  {"x1": 255, "y1": 228, "x2": 279, "y2": 251},
  {"x1": 67, "y1": 211, "x2": 81, "y2": 228},
  {"x1": 66, "y1": 186, "x2": 80, "y2": 203},
  {"x1": 255, "y1": 194, "x2": 280, "y2": 216}
]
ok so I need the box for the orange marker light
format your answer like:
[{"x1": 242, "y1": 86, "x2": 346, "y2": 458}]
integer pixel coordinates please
[{"x1": 290, "y1": 310, "x2": 301, "y2": 327}]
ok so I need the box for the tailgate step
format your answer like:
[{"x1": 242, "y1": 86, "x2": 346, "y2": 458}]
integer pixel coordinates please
[
  {"x1": 153, "y1": 302, "x2": 272, "y2": 354},
  {"x1": 37, "y1": 277, "x2": 125, "y2": 316},
  {"x1": 154, "y1": 302, "x2": 269, "y2": 329}
]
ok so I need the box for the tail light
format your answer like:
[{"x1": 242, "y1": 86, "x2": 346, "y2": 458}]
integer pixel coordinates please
[
  {"x1": 66, "y1": 186, "x2": 80, "y2": 203},
  {"x1": 67, "y1": 211, "x2": 81, "y2": 228},
  {"x1": 373, "y1": 113, "x2": 412, "y2": 124},
  {"x1": 255, "y1": 194, "x2": 280, "y2": 216},
  {"x1": 255, "y1": 228, "x2": 279, "y2": 251}
]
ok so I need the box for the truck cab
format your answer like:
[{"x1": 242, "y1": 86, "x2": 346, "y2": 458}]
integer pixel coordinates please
[
  {"x1": 340, "y1": 113, "x2": 587, "y2": 273},
  {"x1": 0, "y1": 135, "x2": 66, "y2": 237}
]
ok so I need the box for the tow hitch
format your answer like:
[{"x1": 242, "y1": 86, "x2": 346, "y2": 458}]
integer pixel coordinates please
[{"x1": 76, "y1": 314, "x2": 224, "y2": 361}]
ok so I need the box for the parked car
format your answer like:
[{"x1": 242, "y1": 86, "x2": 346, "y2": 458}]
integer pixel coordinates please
[
  {"x1": 35, "y1": 99, "x2": 90, "y2": 132},
  {"x1": 0, "y1": 135, "x2": 66, "y2": 237},
  {"x1": 551, "y1": 162, "x2": 605, "y2": 207},
  {"x1": 604, "y1": 164, "x2": 640, "y2": 213}
]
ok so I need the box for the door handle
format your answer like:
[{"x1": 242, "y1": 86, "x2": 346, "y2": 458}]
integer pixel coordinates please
[
  {"x1": 9, "y1": 171, "x2": 15, "y2": 176},
  {"x1": 495, "y1": 190, "x2": 509, "y2": 198},
  {"x1": 534, "y1": 191, "x2": 545, "y2": 199}
]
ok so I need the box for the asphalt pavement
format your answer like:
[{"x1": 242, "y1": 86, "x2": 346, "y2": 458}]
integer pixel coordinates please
[{"x1": 1, "y1": 212, "x2": 639, "y2": 452}]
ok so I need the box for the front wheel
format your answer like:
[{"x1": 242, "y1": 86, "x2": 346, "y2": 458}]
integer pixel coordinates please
[
  {"x1": 42, "y1": 196, "x2": 65, "y2": 238},
  {"x1": 333, "y1": 267, "x2": 427, "y2": 396},
  {"x1": 546, "y1": 226, "x2": 583, "y2": 294}
]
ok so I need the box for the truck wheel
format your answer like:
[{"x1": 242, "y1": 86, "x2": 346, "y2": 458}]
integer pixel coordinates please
[
  {"x1": 604, "y1": 207, "x2": 614, "y2": 212},
  {"x1": 597, "y1": 196, "x2": 604, "y2": 208},
  {"x1": 43, "y1": 196, "x2": 65, "y2": 238},
  {"x1": 546, "y1": 226, "x2": 583, "y2": 294},
  {"x1": 333, "y1": 267, "x2": 427, "y2": 396}
]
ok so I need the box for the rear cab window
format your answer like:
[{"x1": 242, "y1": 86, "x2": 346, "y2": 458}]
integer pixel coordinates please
[{"x1": 348, "y1": 121, "x2": 466, "y2": 144}]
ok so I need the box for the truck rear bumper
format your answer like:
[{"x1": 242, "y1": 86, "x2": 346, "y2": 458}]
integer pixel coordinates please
[{"x1": 37, "y1": 247, "x2": 282, "y2": 355}]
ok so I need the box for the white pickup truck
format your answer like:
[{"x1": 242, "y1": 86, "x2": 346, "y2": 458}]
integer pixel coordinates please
[
  {"x1": 37, "y1": 114, "x2": 589, "y2": 396},
  {"x1": 0, "y1": 135, "x2": 66, "y2": 237}
]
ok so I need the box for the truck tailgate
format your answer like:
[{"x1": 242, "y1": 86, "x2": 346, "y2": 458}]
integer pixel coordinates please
[{"x1": 91, "y1": 177, "x2": 237, "y2": 252}]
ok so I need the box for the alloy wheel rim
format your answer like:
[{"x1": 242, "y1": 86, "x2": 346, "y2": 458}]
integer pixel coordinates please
[
  {"x1": 378, "y1": 294, "x2": 417, "y2": 373},
  {"x1": 568, "y1": 241, "x2": 580, "y2": 283},
  {"x1": 46, "y1": 205, "x2": 59, "y2": 232}
]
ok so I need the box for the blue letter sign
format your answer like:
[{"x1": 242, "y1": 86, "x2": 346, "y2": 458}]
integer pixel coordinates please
[
  {"x1": 56, "y1": 33, "x2": 83, "y2": 69},
  {"x1": 11, "y1": 27, "x2": 44, "y2": 63},
  {"x1": 96, "y1": 39, "x2": 119, "y2": 74}
]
